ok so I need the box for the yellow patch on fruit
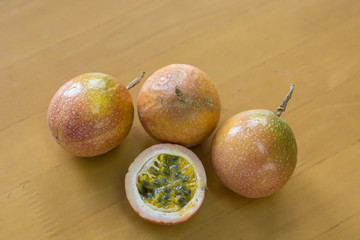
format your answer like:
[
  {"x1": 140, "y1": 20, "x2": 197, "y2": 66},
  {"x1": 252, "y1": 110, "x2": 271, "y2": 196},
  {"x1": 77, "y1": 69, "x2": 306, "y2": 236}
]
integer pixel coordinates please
[{"x1": 78, "y1": 73, "x2": 117, "y2": 117}]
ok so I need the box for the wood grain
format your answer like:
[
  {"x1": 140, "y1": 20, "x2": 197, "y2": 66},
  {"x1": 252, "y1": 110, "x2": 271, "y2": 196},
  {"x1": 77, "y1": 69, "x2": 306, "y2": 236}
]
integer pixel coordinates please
[{"x1": 1, "y1": 0, "x2": 360, "y2": 239}]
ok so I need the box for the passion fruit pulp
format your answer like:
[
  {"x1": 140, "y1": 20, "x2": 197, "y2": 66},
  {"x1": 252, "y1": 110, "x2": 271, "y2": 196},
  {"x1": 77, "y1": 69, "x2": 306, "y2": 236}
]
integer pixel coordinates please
[{"x1": 125, "y1": 144, "x2": 207, "y2": 224}]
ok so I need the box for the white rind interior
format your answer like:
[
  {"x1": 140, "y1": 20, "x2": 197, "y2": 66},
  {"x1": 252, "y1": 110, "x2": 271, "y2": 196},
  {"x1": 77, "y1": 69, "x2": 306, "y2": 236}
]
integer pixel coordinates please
[{"x1": 125, "y1": 143, "x2": 207, "y2": 224}]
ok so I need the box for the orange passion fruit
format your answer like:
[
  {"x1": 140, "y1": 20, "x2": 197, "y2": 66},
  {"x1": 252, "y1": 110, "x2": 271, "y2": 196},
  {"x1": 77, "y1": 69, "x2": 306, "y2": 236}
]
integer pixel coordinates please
[{"x1": 137, "y1": 64, "x2": 221, "y2": 147}]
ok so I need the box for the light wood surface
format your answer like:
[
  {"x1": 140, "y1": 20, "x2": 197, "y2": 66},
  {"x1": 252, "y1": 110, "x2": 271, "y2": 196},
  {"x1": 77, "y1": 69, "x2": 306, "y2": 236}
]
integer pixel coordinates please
[{"x1": 1, "y1": 0, "x2": 360, "y2": 239}]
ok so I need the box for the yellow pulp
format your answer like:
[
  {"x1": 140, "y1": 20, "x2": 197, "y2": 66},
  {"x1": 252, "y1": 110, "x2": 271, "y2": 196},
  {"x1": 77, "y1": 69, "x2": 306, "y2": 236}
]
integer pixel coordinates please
[{"x1": 137, "y1": 154, "x2": 197, "y2": 212}]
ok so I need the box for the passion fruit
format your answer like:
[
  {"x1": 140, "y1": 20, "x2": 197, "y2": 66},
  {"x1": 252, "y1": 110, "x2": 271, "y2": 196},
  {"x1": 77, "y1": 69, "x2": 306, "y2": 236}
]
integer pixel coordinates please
[
  {"x1": 211, "y1": 84, "x2": 297, "y2": 198},
  {"x1": 125, "y1": 144, "x2": 207, "y2": 224},
  {"x1": 47, "y1": 72, "x2": 144, "y2": 157},
  {"x1": 137, "y1": 64, "x2": 221, "y2": 147}
]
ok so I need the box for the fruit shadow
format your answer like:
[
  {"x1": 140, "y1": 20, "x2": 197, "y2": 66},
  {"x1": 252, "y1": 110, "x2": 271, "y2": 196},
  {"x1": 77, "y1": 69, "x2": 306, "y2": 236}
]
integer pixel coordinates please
[
  {"x1": 188, "y1": 141, "x2": 281, "y2": 238},
  {"x1": 115, "y1": 132, "x2": 216, "y2": 237},
  {"x1": 71, "y1": 126, "x2": 157, "y2": 203},
  {"x1": 176, "y1": 136, "x2": 298, "y2": 238},
  {"x1": 190, "y1": 135, "x2": 249, "y2": 208},
  {"x1": 118, "y1": 134, "x2": 336, "y2": 237},
  {"x1": 122, "y1": 160, "x2": 336, "y2": 239},
  {"x1": 253, "y1": 171, "x2": 338, "y2": 239},
  {"x1": 120, "y1": 195, "x2": 220, "y2": 240},
  {"x1": 71, "y1": 147, "x2": 123, "y2": 189},
  {"x1": 117, "y1": 135, "x2": 250, "y2": 238},
  {"x1": 198, "y1": 173, "x2": 336, "y2": 239}
]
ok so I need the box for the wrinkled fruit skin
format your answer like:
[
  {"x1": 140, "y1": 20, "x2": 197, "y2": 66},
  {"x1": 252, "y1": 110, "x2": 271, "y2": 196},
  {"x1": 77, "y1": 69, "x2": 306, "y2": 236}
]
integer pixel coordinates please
[
  {"x1": 47, "y1": 73, "x2": 133, "y2": 157},
  {"x1": 137, "y1": 64, "x2": 221, "y2": 147},
  {"x1": 211, "y1": 109, "x2": 297, "y2": 198}
]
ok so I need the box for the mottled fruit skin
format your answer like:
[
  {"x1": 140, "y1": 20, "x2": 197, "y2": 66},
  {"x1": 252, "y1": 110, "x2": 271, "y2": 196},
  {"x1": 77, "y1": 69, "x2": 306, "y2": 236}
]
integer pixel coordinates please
[
  {"x1": 47, "y1": 73, "x2": 134, "y2": 157},
  {"x1": 211, "y1": 109, "x2": 297, "y2": 198},
  {"x1": 137, "y1": 64, "x2": 221, "y2": 147}
]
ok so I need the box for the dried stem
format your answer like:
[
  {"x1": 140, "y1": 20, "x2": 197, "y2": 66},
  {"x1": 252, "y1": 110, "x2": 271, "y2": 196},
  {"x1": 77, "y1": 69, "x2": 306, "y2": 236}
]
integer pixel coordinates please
[
  {"x1": 275, "y1": 84, "x2": 295, "y2": 117},
  {"x1": 175, "y1": 85, "x2": 215, "y2": 111},
  {"x1": 175, "y1": 85, "x2": 187, "y2": 102},
  {"x1": 126, "y1": 71, "x2": 145, "y2": 90}
]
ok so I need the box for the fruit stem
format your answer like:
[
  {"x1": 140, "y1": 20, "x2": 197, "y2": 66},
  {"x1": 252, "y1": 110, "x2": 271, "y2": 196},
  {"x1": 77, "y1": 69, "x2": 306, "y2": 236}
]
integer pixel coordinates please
[
  {"x1": 126, "y1": 71, "x2": 145, "y2": 90},
  {"x1": 275, "y1": 84, "x2": 295, "y2": 117},
  {"x1": 175, "y1": 86, "x2": 193, "y2": 105},
  {"x1": 175, "y1": 86, "x2": 187, "y2": 102}
]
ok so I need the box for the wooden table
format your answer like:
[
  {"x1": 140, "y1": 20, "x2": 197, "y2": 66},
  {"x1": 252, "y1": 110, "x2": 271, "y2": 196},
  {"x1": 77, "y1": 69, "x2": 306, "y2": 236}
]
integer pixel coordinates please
[{"x1": 1, "y1": 0, "x2": 359, "y2": 239}]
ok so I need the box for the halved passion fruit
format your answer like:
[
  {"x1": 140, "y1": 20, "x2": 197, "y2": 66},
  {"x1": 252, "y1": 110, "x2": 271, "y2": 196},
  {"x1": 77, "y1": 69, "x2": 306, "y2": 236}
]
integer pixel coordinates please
[{"x1": 125, "y1": 144, "x2": 207, "y2": 224}]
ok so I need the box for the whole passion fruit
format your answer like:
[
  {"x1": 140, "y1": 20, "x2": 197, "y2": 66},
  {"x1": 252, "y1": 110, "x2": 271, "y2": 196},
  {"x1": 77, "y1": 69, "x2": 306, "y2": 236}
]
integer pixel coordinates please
[
  {"x1": 47, "y1": 72, "x2": 144, "y2": 157},
  {"x1": 125, "y1": 144, "x2": 207, "y2": 224},
  {"x1": 211, "y1": 84, "x2": 297, "y2": 198},
  {"x1": 137, "y1": 64, "x2": 221, "y2": 147}
]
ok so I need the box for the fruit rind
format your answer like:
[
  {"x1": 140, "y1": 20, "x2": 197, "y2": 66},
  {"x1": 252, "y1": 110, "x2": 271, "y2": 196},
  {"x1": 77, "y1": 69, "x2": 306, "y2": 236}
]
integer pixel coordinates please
[{"x1": 125, "y1": 143, "x2": 207, "y2": 224}]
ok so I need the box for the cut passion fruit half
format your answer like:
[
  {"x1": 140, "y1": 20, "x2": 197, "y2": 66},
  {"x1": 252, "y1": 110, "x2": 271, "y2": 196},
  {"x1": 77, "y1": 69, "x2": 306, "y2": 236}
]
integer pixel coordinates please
[{"x1": 125, "y1": 144, "x2": 207, "y2": 224}]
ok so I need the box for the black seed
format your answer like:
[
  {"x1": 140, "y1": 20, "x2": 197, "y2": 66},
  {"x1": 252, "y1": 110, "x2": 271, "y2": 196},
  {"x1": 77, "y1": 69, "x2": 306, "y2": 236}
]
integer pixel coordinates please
[
  {"x1": 163, "y1": 195, "x2": 171, "y2": 201},
  {"x1": 142, "y1": 179, "x2": 149, "y2": 186},
  {"x1": 184, "y1": 189, "x2": 191, "y2": 196},
  {"x1": 174, "y1": 185, "x2": 184, "y2": 191},
  {"x1": 182, "y1": 174, "x2": 189, "y2": 182},
  {"x1": 153, "y1": 179, "x2": 161, "y2": 187},
  {"x1": 163, "y1": 169, "x2": 170, "y2": 176},
  {"x1": 175, "y1": 187, "x2": 185, "y2": 195},
  {"x1": 154, "y1": 188, "x2": 161, "y2": 196},
  {"x1": 174, "y1": 172, "x2": 181, "y2": 178},
  {"x1": 170, "y1": 164, "x2": 179, "y2": 171},
  {"x1": 172, "y1": 156, "x2": 179, "y2": 162},
  {"x1": 164, "y1": 188, "x2": 172, "y2": 194},
  {"x1": 177, "y1": 196, "x2": 185, "y2": 204},
  {"x1": 174, "y1": 185, "x2": 185, "y2": 195},
  {"x1": 161, "y1": 177, "x2": 169, "y2": 185},
  {"x1": 146, "y1": 192, "x2": 153, "y2": 199}
]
